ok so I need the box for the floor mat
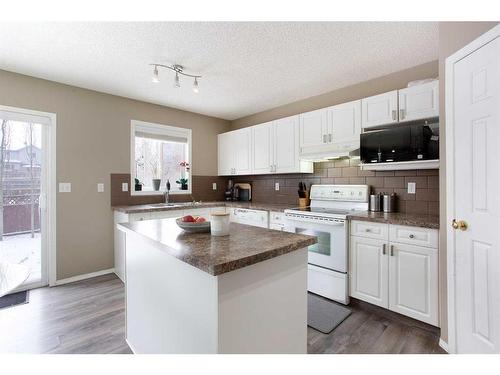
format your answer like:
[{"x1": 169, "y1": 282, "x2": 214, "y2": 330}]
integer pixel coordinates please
[
  {"x1": 0, "y1": 290, "x2": 29, "y2": 310},
  {"x1": 308, "y1": 293, "x2": 351, "y2": 334}
]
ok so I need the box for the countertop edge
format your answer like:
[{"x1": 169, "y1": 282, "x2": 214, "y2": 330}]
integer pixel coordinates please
[
  {"x1": 347, "y1": 214, "x2": 440, "y2": 229},
  {"x1": 117, "y1": 222, "x2": 316, "y2": 276}
]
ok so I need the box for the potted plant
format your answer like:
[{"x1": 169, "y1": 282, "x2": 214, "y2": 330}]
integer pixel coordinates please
[
  {"x1": 134, "y1": 178, "x2": 143, "y2": 191},
  {"x1": 177, "y1": 161, "x2": 190, "y2": 190},
  {"x1": 149, "y1": 154, "x2": 161, "y2": 191}
]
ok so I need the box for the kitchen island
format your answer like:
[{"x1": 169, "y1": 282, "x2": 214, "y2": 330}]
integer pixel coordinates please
[{"x1": 117, "y1": 218, "x2": 316, "y2": 354}]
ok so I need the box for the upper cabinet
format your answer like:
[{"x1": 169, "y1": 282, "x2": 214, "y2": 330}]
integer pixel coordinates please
[
  {"x1": 362, "y1": 81, "x2": 439, "y2": 129},
  {"x1": 327, "y1": 100, "x2": 362, "y2": 143},
  {"x1": 299, "y1": 100, "x2": 362, "y2": 154},
  {"x1": 299, "y1": 109, "x2": 328, "y2": 148},
  {"x1": 361, "y1": 90, "x2": 398, "y2": 129},
  {"x1": 398, "y1": 80, "x2": 439, "y2": 122},
  {"x1": 219, "y1": 116, "x2": 312, "y2": 176},
  {"x1": 217, "y1": 128, "x2": 252, "y2": 176},
  {"x1": 251, "y1": 115, "x2": 312, "y2": 175}
]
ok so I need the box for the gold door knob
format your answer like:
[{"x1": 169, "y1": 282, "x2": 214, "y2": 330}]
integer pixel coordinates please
[{"x1": 452, "y1": 219, "x2": 468, "y2": 231}]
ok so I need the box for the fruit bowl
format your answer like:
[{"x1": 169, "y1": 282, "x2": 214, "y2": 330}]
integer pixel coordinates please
[{"x1": 176, "y1": 217, "x2": 211, "y2": 233}]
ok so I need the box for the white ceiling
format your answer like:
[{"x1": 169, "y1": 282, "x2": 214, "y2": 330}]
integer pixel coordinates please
[{"x1": 0, "y1": 22, "x2": 438, "y2": 120}]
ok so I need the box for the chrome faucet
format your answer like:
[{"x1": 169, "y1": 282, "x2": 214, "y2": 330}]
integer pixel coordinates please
[{"x1": 165, "y1": 180, "x2": 171, "y2": 203}]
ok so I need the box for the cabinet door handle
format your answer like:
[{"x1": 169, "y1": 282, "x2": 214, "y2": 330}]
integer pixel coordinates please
[
  {"x1": 323, "y1": 134, "x2": 327, "y2": 143},
  {"x1": 329, "y1": 133, "x2": 332, "y2": 142},
  {"x1": 399, "y1": 109, "x2": 405, "y2": 120},
  {"x1": 382, "y1": 244, "x2": 386, "y2": 255},
  {"x1": 409, "y1": 234, "x2": 415, "y2": 239},
  {"x1": 270, "y1": 165, "x2": 273, "y2": 173},
  {"x1": 390, "y1": 245, "x2": 394, "y2": 256},
  {"x1": 392, "y1": 110, "x2": 397, "y2": 121}
]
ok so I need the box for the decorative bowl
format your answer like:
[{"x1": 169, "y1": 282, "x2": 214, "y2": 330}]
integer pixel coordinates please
[{"x1": 175, "y1": 218, "x2": 211, "y2": 233}]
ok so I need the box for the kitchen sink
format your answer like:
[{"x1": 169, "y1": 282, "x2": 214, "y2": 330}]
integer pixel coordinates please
[{"x1": 147, "y1": 203, "x2": 183, "y2": 208}]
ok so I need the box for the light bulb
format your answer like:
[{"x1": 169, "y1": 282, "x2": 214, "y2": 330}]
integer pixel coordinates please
[
  {"x1": 174, "y1": 72, "x2": 180, "y2": 88},
  {"x1": 152, "y1": 66, "x2": 159, "y2": 83},
  {"x1": 192, "y1": 77, "x2": 199, "y2": 93}
]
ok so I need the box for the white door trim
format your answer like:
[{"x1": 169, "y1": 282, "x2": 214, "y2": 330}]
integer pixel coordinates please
[
  {"x1": 0, "y1": 105, "x2": 57, "y2": 287},
  {"x1": 445, "y1": 24, "x2": 500, "y2": 354}
]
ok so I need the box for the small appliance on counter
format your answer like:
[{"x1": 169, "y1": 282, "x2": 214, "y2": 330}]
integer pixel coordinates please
[
  {"x1": 370, "y1": 192, "x2": 397, "y2": 212},
  {"x1": 382, "y1": 193, "x2": 397, "y2": 213},
  {"x1": 233, "y1": 183, "x2": 252, "y2": 201},
  {"x1": 225, "y1": 179, "x2": 235, "y2": 201},
  {"x1": 369, "y1": 193, "x2": 383, "y2": 212}
]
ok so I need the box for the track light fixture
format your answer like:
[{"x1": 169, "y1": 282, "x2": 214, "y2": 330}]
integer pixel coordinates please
[{"x1": 150, "y1": 63, "x2": 201, "y2": 93}]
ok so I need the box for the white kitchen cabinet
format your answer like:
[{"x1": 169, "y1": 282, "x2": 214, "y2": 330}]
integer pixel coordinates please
[
  {"x1": 349, "y1": 220, "x2": 439, "y2": 326},
  {"x1": 269, "y1": 211, "x2": 286, "y2": 231},
  {"x1": 349, "y1": 236, "x2": 389, "y2": 308},
  {"x1": 299, "y1": 108, "x2": 328, "y2": 149},
  {"x1": 361, "y1": 90, "x2": 399, "y2": 129},
  {"x1": 250, "y1": 115, "x2": 312, "y2": 174},
  {"x1": 274, "y1": 116, "x2": 300, "y2": 173},
  {"x1": 217, "y1": 131, "x2": 233, "y2": 176},
  {"x1": 327, "y1": 99, "x2": 362, "y2": 143},
  {"x1": 398, "y1": 81, "x2": 439, "y2": 122},
  {"x1": 388, "y1": 242, "x2": 438, "y2": 325},
  {"x1": 217, "y1": 128, "x2": 252, "y2": 176},
  {"x1": 251, "y1": 122, "x2": 274, "y2": 174}
]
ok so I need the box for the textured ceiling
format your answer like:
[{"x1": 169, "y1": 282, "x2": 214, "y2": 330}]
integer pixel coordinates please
[{"x1": 0, "y1": 22, "x2": 438, "y2": 120}]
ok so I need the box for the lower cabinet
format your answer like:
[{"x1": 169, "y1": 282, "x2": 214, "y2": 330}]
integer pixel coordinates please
[{"x1": 349, "y1": 220, "x2": 439, "y2": 326}]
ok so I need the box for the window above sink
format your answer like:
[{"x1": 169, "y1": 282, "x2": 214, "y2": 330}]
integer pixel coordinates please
[{"x1": 131, "y1": 120, "x2": 192, "y2": 196}]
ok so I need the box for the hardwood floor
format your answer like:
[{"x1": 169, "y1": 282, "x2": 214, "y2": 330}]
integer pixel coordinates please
[
  {"x1": 308, "y1": 297, "x2": 446, "y2": 354},
  {"x1": 0, "y1": 274, "x2": 444, "y2": 354}
]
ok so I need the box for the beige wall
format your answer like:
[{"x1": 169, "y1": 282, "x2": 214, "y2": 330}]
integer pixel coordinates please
[
  {"x1": 231, "y1": 60, "x2": 438, "y2": 129},
  {"x1": 0, "y1": 69, "x2": 230, "y2": 279},
  {"x1": 438, "y1": 21, "x2": 498, "y2": 343}
]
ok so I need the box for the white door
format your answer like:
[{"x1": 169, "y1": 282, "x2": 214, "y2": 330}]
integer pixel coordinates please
[
  {"x1": 218, "y1": 132, "x2": 234, "y2": 176},
  {"x1": 349, "y1": 236, "x2": 388, "y2": 308},
  {"x1": 251, "y1": 122, "x2": 273, "y2": 174},
  {"x1": 398, "y1": 80, "x2": 439, "y2": 122},
  {"x1": 274, "y1": 116, "x2": 299, "y2": 173},
  {"x1": 233, "y1": 128, "x2": 252, "y2": 175},
  {"x1": 388, "y1": 242, "x2": 438, "y2": 326},
  {"x1": 0, "y1": 106, "x2": 55, "y2": 290},
  {"x1": 299, "y1": 109, "x2": 328, "y2": 149},
  {"x1": 327, "y1": 100, "x2": 361, "y2": 143},
  {"x1": 450, "y1": 32, "x2": 500, "y2": 353},
  {"x1": 361, "y1": 90, "x2": 398, "y2": 129}
]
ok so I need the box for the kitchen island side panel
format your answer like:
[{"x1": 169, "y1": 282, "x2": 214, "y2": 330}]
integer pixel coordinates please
[
  {"x1": 217, "y1": 248, "x2": 308, "y2": 354},
  {"x1": 125, "y1": 231, "x2": 219, "y2": 354}
]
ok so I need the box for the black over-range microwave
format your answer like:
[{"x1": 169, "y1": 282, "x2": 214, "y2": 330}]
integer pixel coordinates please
[{"x1": 360, "y1": 121, "x2": 439, "y2": 164}]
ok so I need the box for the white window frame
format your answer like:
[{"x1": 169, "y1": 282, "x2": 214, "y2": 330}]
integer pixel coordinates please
[{"x1": 130, "y1": 120, "x2": 192, "y2": 196}]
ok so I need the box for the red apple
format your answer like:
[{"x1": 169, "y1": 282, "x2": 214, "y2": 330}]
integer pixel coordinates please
[
  {"x1": 182, "y1": 215, "x2": 195, "y2": 222},
  {"x1": 195, "y1": 217, "x2": 206, "y2": 223}
]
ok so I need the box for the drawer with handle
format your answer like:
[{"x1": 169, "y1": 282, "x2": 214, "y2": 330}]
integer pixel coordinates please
[
  {"x1": 389, "y1": 225, "x2": 438, "y2": 248},
  {"x1": 350, "y1": 220, "x2": 388, "y2": 240},
  {"x1": 270, "y1": 211, "x2": 285, "y2": 225}
]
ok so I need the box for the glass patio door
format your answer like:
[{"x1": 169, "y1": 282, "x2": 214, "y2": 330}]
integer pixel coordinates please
[{"x1": 0, "y1": 109, "x2": 52, "y2": 291}]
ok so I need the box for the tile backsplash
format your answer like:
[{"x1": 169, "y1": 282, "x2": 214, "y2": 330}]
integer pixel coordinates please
[
  {"x1": 234, "y1": 159, "x2": 439, "y2": 215},
  {"x1": 110, "y1": 174, "x2": 228, "y2": 206},
  {"x1": 111, "y1": 160, "x2": 439, "y2": 216}
]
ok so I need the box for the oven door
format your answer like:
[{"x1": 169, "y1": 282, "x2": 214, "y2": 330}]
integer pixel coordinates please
[{"x1": 285, "y1": 218, "x2": 347, "y2": 272}]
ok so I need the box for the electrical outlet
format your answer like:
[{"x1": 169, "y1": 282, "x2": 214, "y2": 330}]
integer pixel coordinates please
[
  {"x1": 58, "y1": 182, "x2": 71, "y2": 193},
  {"x1": 97, "y1": 183, "x2": 104, "y2": 193},
  {"x1": 275, "y1": 182, "x2": 280, "y2": 191},
  {"x1": 407, "y1": 182, "x2": 416, "y2": 194},
  {"x1": 212, "y1": 183, "x2": 217, "y2": 191},
  {"x1": 122, "y1": 182, "x2": 128, "y2": 192}
]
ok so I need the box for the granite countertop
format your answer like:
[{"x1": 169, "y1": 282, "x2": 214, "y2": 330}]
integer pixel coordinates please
[
  {"x1": 113, "y1": 201, "x2": 293, "y2": 214},
  {"x1": 118, "y1": 218, "x2": 316, "y2": 276},
  {"x1": 348, "y1": 211, "x2": 440, "y2": 229}
]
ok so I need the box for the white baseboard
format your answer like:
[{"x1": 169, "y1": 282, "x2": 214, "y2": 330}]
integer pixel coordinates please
[
  {"x1": 125, "y1": 339, "x2": 136, "y2": 354},
  {"x1": 439, "y1": 338, "x2": 449, "y2": 353},
  {"x1": 54, "y1": 268, "x2": 115, "y2": 286}
]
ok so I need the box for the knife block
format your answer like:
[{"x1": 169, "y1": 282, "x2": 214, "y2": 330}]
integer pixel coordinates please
[{"x1": 298, "y1": 192, "x2": 310, "y2": 207}]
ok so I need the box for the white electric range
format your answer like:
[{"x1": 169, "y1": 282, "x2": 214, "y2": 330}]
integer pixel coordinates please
[{"x1": 284, "y1": 185, "x2": 369, "y2": 304}]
